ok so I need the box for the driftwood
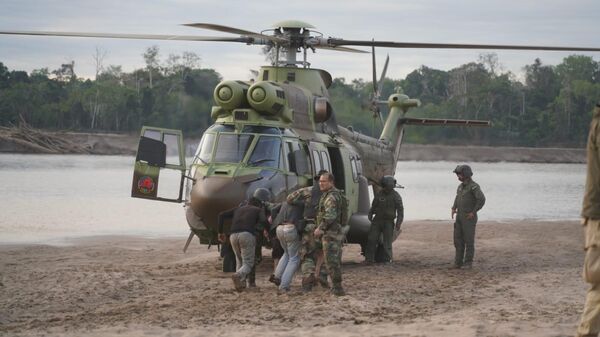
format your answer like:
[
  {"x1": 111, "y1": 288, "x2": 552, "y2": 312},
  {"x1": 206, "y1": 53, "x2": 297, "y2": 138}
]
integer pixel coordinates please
[{"x1": 0, "y1": 123, "x2": 93, "y2": 154}]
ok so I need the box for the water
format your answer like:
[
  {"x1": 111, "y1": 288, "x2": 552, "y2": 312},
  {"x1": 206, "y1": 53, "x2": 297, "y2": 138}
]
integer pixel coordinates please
[{"x1": 0, "y1": 154, "x2": 586, "y2": 244}]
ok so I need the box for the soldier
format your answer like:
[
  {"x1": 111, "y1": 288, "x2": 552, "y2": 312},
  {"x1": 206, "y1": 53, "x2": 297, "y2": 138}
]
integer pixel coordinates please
[
  {"x1": 286, "y1": 170, "x2": 329, "y2": 292},
  {"x1": 451, "y1": 164, "x2": 485, "y2": 269},
  {"x1": 217, "y1": 196, "x2": 267, "y2": 292},
  {"x1": 365, "y1": 175, "x2": 404, "y2": 264},
  {"x1": 314, "y1": 172, "x2": 346, "y2": 296},
  {"x1": 576, "y1": 103, "x2": 600, "y2": 337}
]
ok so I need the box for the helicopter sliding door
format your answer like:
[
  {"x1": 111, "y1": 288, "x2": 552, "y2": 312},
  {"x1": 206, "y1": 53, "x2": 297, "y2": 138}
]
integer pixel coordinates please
[{"x1": 131, "y1": 126, "x2": 187, "y2": 203}]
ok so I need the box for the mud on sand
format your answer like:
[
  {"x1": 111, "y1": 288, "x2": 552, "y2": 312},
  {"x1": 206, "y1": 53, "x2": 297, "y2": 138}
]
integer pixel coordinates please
[{"x1": 0, "y1": 220, "x2": 587, "y2": 337}]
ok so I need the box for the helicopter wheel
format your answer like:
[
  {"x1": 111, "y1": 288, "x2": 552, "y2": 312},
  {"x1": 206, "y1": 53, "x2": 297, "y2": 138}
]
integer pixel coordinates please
[{"x1": 221, "y1": 242, "x2": 237, "y2": 273}]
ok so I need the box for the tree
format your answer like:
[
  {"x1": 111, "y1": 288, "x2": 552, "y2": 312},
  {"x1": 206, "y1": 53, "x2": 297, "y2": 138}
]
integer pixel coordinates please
[{"x1": 143, "y1": 46, "x2": 160, "y2": 89}]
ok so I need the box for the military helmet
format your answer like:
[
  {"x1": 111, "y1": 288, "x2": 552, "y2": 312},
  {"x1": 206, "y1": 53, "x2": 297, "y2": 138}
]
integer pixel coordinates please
[
  {"x1": 252, "y1": 188, "x2": 272, "y2": 202},
  {"x1": 453, "y1": 164, "x2": 473, "y2": 178},
  {"x1": 380, "y1": 175, "x2": 396, "y2": 189}
]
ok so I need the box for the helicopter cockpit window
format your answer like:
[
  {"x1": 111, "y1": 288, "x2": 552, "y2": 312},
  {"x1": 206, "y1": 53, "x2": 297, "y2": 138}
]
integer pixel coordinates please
[
  {"x1": 197, "y1": 133, "x2": 216, "y2": 164},
  {"x1": 248, "y1": 136, "x2": 281, "y2": 168},
  {"x1": 207, "y1": 124, "x2": 235, "y2": 132},
  {"x1": 242, "y1": 126, "x2": 282, "y2": 135},
  {"x1": 214, "y1": 134, "x2": 254, "y2": 163}
]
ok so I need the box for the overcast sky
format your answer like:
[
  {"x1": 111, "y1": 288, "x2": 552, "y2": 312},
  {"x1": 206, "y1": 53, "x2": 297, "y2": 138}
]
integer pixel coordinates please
[{"x1": 1, "y1": 0, "x2": 599, "y2": 82}]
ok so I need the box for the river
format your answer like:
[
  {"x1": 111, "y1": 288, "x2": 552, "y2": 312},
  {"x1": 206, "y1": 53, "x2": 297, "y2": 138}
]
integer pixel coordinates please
[{"x1": 0, "y1": 154, "x2": 585, "y2": 244}]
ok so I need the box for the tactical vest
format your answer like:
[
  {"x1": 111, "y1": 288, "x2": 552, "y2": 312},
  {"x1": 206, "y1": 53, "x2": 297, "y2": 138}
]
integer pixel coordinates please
[{"x1": 374, "y1": 191, "x2": 398, "y2": 220}]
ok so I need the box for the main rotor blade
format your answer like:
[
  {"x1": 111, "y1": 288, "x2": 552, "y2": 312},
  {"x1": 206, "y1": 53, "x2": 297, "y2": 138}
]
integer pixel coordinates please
[
  {"x1": 313, "y1": 45, "x2": 368, "y2": 53},
  {"x1": 0, "y1": 30, "x2": 254, "y2": 43},
  {"x1": 183, "y1": 23, "x2": 288, "y2": 44},
  {"x1": 400, "y1": 117, "x2": 492, "y2": 127},
  {"x1": 327, "y1": 39, "x2": 600, "y2": 52}
]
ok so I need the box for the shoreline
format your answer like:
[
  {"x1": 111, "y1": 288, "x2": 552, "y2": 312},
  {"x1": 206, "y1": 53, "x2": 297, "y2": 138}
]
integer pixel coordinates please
[
  {"x1": 0, "y1": 129, "x2": 586, "y2": 163},
  {"x1": 0, "y1": 220, "x2": 586, "y2": 337}
]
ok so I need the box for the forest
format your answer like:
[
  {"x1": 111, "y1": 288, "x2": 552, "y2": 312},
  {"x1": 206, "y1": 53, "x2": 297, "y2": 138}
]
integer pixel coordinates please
[{"x1": 1, "y1": 47, "x2": 599, "y2": 147}]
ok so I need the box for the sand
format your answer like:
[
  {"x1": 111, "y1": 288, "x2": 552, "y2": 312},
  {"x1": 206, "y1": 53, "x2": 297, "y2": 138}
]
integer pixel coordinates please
[{"x1": 0, "y1": 220, "x2": 588, "y2": 337}]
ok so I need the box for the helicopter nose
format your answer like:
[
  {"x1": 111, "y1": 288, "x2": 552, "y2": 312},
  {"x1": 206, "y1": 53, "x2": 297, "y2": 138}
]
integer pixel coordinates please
[{"x1": 188, "y1": 176, "x2": 248, "y2": 231}]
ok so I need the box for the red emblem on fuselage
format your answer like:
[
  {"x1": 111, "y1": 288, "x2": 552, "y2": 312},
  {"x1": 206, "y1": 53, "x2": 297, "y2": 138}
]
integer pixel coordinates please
[{"x1": 137, "y1": 176, "x2": 156, "y2": 194}]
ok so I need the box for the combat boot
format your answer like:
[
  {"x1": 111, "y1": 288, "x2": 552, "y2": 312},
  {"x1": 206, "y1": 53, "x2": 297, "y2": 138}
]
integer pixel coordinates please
[
  {"x1": 331, "y1": 283, "x2": 346, "y2": 296},
  {"x1": 318, "y1": 274, "x2": 330, "y2": 288},
  {"x1": 302, "y1": 274, "x2": 316, "y2": 292}
]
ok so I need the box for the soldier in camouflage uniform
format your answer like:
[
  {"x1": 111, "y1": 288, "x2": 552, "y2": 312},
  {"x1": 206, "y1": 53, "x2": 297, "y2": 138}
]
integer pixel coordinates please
[
  {"x1": 451, "y1": 164, "x2": 485, "y2": 269},
  {"x1": 314, "y1": 172, "x2": 346, "y2": 296},
  {"x1": 286, "y1": 170, "x2": 329, "y2": 292},
  {"x1": 365, "y1": 175, "x2": 404, "y2": 264},
  {"x1": 576, "y1": 103, "x2": 600, "y2": 337}
]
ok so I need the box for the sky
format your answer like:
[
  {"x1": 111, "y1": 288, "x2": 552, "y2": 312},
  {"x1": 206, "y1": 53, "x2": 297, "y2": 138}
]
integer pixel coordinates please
[{"x1": 1, "y1": 0, "x2": 599, "y2": 82}]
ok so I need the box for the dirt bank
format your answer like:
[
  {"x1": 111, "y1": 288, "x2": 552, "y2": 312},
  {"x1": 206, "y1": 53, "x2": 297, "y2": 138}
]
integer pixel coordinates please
[
  {"x1": 0, "y1": 220, "x2": 587, "y2": 337},
  {"x1": 0, "y1": 127, "x2": 586, "y2": 163}
]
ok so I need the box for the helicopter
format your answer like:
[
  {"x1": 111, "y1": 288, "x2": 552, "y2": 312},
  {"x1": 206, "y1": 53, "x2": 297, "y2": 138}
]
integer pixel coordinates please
[{"x1": 2, "y1": 20, "x2": 599, "y2": 269}]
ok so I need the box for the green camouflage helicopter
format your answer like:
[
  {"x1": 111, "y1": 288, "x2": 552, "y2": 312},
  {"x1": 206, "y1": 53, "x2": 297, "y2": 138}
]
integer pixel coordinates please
[{"x1": 3, "y1": 20, "x2": 599, "y2": 268}]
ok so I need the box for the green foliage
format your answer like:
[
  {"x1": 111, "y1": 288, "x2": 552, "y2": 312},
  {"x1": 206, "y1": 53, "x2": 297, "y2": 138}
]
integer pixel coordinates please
[{"x1": 0, "y1": 52, "x2": 598, "y2": 147}]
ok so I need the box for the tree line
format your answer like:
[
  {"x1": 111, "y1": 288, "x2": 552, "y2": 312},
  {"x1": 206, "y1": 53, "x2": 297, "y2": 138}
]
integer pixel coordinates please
[{"x1": 1, "y1": 47, "x2": 599, "y2": 147}]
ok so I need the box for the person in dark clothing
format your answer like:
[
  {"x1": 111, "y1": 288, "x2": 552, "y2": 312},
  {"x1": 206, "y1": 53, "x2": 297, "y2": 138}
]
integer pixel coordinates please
[{"x1": 218, "y1": 197, "x2": 267, "y2": 292}]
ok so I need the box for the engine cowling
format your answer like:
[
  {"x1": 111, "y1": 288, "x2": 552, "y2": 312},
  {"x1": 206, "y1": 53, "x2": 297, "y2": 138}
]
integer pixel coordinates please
[
  {"x1": 213, "y1": 80, "x2": 250, "y2": 110},
  {"x1": 247, "y1": 81, "x2": 287, "y2": 115}
]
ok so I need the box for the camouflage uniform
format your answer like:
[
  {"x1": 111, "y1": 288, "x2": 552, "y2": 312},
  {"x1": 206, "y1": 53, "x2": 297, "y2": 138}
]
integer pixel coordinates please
[
  {"x1": 577, "y1": 104, "x2": 600, "y2": 337},
  {"x1": 316, "y1": 187, "x2": 345, "y2": 293},
  {"x1": 452, "y1": 178, "x2": 485, "y2": 267},
  {"x1": 287, "y1": 186, "x2": 328, "y2": 287},
  {"x1": 365, "y1": 188, "x2": 403, "y2": 263}
]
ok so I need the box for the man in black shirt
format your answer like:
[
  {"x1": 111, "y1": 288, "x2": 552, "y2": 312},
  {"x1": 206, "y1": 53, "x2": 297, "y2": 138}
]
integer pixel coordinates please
[{"x1": 218, "y1": 196, "x2": 267, "y2": 292}]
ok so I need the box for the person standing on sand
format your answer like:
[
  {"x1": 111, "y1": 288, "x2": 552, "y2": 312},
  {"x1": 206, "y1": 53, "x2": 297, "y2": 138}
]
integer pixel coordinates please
[
  {"x1": 314, "y1": 172, "x2": 346, "y2": 296},
  {"x1": 576, "y1": 103, "x2": 600, "y2": 337},
  {"x1": 364, "y1": 175, "x2": 404, "y2": 264},
  {"x1": 451, "y1": 164, "x2": 485, "y2": 269}
]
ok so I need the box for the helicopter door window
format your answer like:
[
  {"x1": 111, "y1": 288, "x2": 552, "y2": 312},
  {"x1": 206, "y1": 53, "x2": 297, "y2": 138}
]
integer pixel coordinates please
[
  {"x1": 284, "y1": 141, "x2": 295, "y2": 172},
  {"x1": 312, "y1": 150, "x2": 322, "y2": 173},
  {"x1": 163, "y1": 133, "x2": 182, "y2": 166},
  {"x1": 350, "y1": 157, "x2": 359, "y2": 182},
  {"x1": 214, "y1": 134, "x2": 254, "y2": 163},
  {"x1": 320, "y1": 151, "x2": 331, "y2": 172},
  {"x1": 197, "y1": 133, "x2": 216, "y2": 164},
  {"x1": 248, "y1": 136, "x2": 281, "y2": 168},
  {"x1": 143, "y1": 129, "x2": 161, "y2": 141}
]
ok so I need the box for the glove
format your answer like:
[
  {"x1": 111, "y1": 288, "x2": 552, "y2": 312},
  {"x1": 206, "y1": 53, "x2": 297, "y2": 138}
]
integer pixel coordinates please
[{"x1": 368, "y1": 213, "x2": 374, "y2": 222}]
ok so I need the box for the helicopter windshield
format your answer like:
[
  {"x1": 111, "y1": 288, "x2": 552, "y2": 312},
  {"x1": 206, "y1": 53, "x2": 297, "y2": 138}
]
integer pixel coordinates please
[
  {"x1": 195, "y1": 133, "x2": 216, "y2": 164},
  {"x1": 247, "y1": 136, "x2": 281, "y2": 168},
  {"x1": 213, "y1": 134, "x2": 254, "y2": 163}
]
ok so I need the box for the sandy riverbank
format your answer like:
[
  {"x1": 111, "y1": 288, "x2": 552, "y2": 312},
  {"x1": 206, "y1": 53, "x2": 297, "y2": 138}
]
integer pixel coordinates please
[{"x1": 0, "y1": 220, "x2": 588, "y2": 337}]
